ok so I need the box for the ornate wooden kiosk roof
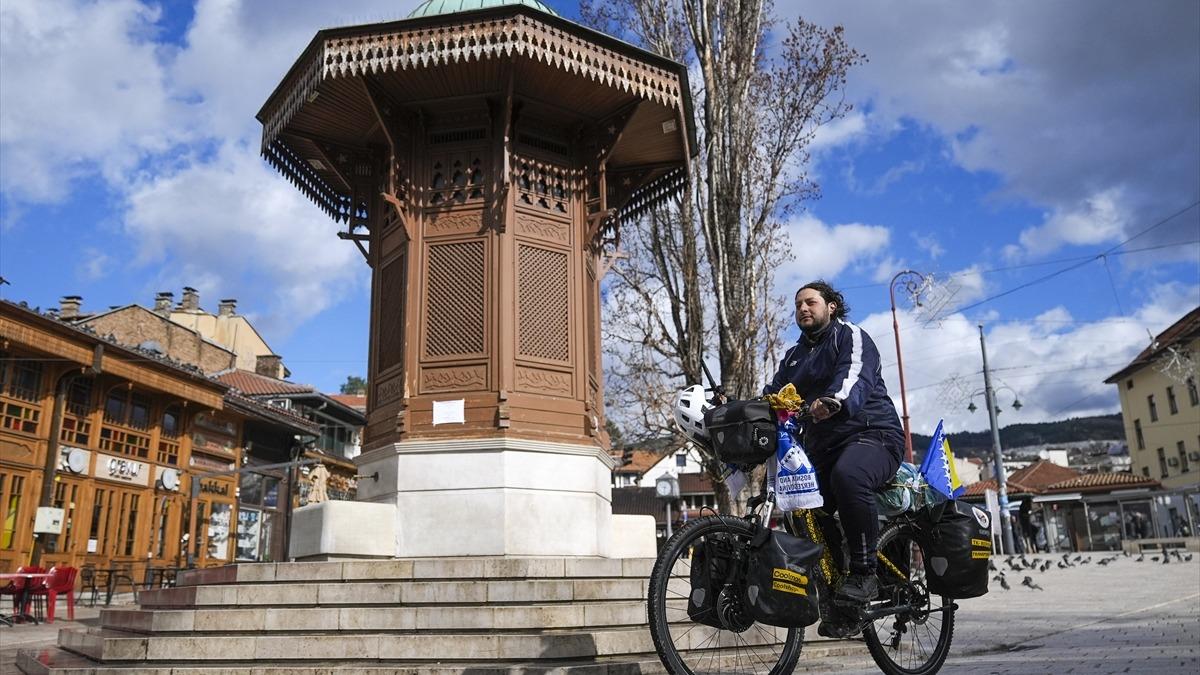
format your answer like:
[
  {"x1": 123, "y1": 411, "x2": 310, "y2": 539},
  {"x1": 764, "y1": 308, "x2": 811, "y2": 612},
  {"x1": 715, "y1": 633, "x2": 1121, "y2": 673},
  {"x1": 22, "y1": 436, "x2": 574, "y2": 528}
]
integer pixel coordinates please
[{"x1": 257, "y1": 2, "x2": 695, "y2": 244}]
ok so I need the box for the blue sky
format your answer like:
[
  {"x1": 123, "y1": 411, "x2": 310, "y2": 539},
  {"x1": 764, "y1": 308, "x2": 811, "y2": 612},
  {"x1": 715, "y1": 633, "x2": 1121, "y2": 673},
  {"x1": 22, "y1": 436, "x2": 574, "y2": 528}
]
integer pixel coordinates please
[{"x1": 2, "y1": 0, "x2": 1197, "y2": 435}]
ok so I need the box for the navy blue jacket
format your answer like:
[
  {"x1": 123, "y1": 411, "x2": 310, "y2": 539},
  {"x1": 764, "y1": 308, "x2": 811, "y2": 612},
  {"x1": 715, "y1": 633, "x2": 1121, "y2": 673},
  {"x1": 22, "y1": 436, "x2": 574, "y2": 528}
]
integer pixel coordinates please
[{"x1": 764, "y1": 319, "x2": 902, "y2": 458}]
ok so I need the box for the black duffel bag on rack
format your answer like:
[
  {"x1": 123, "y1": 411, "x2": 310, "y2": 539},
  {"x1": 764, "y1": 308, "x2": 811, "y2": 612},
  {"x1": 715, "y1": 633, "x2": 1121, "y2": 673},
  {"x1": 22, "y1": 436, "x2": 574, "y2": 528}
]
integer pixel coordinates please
[
  {"x1": 704, "y1": 399, "x2": 777, "y2": 467},
  {"x1": 917, "y1": 499, "x2": 992, "y2": 599}
]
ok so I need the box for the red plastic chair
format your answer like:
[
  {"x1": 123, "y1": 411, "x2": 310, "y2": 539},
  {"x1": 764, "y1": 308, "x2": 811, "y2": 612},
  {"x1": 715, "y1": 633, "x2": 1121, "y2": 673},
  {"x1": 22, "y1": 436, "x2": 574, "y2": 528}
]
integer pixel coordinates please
[
  {"x1": 1, "y1": 566, "x2": 45, "y2": 618},
  {"x1": 28, "y1": 566, "x2": 77, "y2": 623}
]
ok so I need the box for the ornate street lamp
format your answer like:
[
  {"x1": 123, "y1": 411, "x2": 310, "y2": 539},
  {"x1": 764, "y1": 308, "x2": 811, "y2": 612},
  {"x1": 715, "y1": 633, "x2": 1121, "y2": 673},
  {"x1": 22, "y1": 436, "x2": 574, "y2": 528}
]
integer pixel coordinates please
[{"x1": 889, "y1": 270, "x2": 927, "y2": 462}]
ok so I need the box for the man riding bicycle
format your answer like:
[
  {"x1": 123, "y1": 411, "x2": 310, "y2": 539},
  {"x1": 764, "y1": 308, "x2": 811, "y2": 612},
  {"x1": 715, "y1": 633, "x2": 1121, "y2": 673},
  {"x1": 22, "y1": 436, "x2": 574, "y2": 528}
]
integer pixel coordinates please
[{"x1": 764, "y1": 280, "x2": 904, "y2": 633}]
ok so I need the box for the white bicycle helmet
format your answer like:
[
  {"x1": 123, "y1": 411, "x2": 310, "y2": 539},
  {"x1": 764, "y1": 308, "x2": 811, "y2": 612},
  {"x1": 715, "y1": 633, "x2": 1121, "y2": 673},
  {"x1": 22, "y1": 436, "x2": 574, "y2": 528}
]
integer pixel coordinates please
[{"x1": 674, "y1": 384, "x2": 714, "y2": 443}]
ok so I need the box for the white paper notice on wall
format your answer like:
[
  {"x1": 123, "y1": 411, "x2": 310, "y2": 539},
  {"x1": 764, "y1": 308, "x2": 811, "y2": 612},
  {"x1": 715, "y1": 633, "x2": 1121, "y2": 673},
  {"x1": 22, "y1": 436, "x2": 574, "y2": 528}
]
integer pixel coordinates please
[{"x1": 432, "y1": 399, "x2": 465, "y2": 425}]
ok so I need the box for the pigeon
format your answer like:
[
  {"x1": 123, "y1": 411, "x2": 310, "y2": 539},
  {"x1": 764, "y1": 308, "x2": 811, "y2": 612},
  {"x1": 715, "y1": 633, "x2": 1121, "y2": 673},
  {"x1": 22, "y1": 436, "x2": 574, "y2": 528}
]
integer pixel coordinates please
[
  {"x1": 1151, "y1": 556, "x2": 1160, "y2": 562},
  {"x1": 1040, "y1": 561, "x2": 1052, "y2": 572},
  {"x1": 1171, "y1": 550, "x2": 1184, "y2": 561},
  {"x1": 999, "y1": 575, "x2": 1011, "y2": 591},
  {"x1": 1057, "y1": 561, "x2": 1069, "y2": 569},
  {"x1": 1136, "y1": 554, "x2": 1145, "y2": 562},
  {"x1": 1162, "y1": 554, "x2": 1170, "y2": 565},
  {"x1": 1080, "y1": 558, "x2": 1091, "y2": 565},
  {"x1": 1098, "y1": 558, "x2": 1111, "y2": 566},
  {"x1": 1022, "y1": 576, "x2": 1043, "y2": 591},
  {"x1": 1185, "y1": 554, "x2": 1194, "y2": 562},
  {"x1": 1072, "y1": 555, "x2": 1083, "y2": 563}
]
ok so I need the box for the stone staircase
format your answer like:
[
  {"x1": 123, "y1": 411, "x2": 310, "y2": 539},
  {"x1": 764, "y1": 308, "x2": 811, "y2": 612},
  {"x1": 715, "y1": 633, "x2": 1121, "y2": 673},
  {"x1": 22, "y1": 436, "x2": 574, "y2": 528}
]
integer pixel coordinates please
[{"x1": 17, "y1": 557, "x2": 864, "y2": 674}]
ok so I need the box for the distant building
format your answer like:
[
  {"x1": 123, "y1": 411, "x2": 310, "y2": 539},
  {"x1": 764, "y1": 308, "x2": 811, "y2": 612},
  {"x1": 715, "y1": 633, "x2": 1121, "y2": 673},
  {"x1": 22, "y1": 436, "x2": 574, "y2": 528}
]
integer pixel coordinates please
[{"x1": 1105, "y1": 307, "x2": 1200, "y2": 491}]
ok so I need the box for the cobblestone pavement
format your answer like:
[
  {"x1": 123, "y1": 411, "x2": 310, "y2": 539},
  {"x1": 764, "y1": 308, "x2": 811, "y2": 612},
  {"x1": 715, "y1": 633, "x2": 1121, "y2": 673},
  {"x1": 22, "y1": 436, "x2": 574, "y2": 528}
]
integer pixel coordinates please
[{"x1": 816, "y1": 551, "x2": 1200, "y2": 674}]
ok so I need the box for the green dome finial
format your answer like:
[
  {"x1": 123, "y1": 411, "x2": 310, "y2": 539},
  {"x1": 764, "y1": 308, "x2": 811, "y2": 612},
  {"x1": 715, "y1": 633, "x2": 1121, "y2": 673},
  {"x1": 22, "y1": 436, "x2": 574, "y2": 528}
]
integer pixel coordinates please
[{"x1": 408, "y1": 0, "x2": 559, "y2": 19}]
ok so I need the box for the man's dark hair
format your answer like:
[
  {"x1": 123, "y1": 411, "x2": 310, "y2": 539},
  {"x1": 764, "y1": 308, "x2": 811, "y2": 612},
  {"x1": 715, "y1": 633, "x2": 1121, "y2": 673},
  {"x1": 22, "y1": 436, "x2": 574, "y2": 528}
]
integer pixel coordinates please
[{"x1": 797, "y1": 280, "x2": 850, "y2": 320}]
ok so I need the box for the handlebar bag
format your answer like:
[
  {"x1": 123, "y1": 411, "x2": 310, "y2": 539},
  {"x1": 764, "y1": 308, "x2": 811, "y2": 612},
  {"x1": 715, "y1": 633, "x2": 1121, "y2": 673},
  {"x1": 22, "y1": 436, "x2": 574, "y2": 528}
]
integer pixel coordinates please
[
  {"x1": 918, "y1": 499, "x2": 992, "y2": 599},
  {"x1": 741, "y1": 528, "x2": 823, "y2": 628},
  {"x1": 704, "y1": 399, "x2": 777, "y2": 467},
  {"x1": 687, "y1": 531, "x2": 739, "y2": 629}
]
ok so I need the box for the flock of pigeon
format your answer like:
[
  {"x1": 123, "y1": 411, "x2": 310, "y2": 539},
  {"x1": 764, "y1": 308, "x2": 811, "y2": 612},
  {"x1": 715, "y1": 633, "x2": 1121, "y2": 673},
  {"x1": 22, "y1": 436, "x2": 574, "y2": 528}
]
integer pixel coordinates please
[{"x1": 987, "y1": 549, "x2": 1195, "y2": 591}]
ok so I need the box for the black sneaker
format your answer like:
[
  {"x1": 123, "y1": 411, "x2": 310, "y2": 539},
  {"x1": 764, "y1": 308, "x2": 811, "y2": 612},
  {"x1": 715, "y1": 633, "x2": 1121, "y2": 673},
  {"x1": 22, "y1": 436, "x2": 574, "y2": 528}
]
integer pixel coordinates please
[{"x1": 836, "y1": 572, "x2": 879, "y2": 605}]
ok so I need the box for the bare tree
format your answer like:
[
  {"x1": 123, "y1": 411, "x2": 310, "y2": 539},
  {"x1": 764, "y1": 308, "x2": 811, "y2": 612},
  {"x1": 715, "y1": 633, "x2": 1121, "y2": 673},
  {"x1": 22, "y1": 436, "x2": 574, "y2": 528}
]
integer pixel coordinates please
[{"x1": 583, "y1": 0, "x2": 864, "y2": 511}]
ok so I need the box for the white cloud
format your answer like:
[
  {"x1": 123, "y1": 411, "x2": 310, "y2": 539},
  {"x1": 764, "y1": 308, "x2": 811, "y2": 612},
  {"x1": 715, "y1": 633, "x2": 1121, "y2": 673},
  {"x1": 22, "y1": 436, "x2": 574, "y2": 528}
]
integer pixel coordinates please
[
  {"x1": 913, "y1": 233, "x2": 945, "y2": 260},
  {"x1": 777, "y1": 213, "x2": 891, "y2": 291},
  {"x1": 0, "y1": 0, "x2": 183, "y2": 202},
  {"x1": 859, "y1": 282, "x2": 1199, "y2": 435},
  {"x1": 795, "y1": 1, "x2": 1200, "y2": 255},
  {"x1": 123, "y1": 142, "x2": 366, "y2": 333}
]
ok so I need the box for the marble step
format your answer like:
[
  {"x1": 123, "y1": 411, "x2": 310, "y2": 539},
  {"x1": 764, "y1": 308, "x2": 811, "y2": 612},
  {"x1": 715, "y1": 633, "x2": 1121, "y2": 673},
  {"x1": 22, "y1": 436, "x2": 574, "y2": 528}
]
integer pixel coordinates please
[
  {"x1": 100, "y1": 600, "x2": 649, "y2": 633},
  {"x1": 139, "y1": 577, "x2": 649, "y2": 608},
  {"x1": 20, "y1": 640, "x2": 869, "y2": 675},
  {"x1": 176, "y1": 558, "x2": 656, "y2": 587},
  {"x1": 56, "y1": 621, "x2": 801, "y2": 662}
]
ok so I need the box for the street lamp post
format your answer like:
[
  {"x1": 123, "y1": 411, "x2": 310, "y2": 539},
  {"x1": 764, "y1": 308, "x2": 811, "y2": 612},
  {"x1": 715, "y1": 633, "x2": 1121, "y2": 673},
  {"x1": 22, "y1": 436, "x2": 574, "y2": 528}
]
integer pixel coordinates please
[
  {"x1": 890, "y1": 271, "x2": 926, "y2": 463},
  {"x1": 978, "y1": 324, "x2": 1016, "y2": 555}
]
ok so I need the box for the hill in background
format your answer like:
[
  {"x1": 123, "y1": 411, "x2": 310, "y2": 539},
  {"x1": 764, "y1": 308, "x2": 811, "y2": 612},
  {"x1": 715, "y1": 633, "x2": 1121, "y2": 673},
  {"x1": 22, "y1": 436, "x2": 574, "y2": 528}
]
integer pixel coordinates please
[{"x1": 912, "y1": 414, "x2": 1124, "y2": 461}]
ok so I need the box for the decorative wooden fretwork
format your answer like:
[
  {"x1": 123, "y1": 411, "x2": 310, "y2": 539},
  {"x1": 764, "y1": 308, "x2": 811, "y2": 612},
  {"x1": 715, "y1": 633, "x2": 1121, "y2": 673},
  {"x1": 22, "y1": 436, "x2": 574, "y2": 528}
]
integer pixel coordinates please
[
  {"x1": 421, "y1": 364, "x2": 487, "y2": 392},
  {"x1": 513, "y1": 154, "x2": 573, "y2": 215},
  {"x1": 99, "y1": 425, "x2": 152, "y2": 459},
  {"x1": 263, "y1": 137, "x2": 354, "y2": 222},
  {"x1": 378, "y1": 253, "x2": 408, "y2": 372},
  {"x1": 515, "y1": 366, "x2": 572, "y2": 396},
  {"x1": 59, "y1": 415, "x2": 91, "y2": 446},
  {"x1": 157, "y1": 438, "x2": 180, "y2": 466},
  {"x1": 428, "y1": 152, "x2": 486, "y2": 206},
  {"x1": 261, "y1": 12, "x2": 685, "y2": 149},
  {"x1": 1, "y1": 399, "x2": 39, "y2": 435},
  {"x1": 517, "y1": 244, "x2": 569, "y2": 362},
  {"x1": 425, "y1": 241, "x2": 486, "y2": 357}
]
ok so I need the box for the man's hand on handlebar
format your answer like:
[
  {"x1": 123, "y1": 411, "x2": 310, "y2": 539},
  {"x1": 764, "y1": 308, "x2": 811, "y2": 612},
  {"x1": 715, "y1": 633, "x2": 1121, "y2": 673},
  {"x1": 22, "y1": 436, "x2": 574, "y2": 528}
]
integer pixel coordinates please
[{"x1": 810, "y1": 396, "x2": 842, "y2": 422}]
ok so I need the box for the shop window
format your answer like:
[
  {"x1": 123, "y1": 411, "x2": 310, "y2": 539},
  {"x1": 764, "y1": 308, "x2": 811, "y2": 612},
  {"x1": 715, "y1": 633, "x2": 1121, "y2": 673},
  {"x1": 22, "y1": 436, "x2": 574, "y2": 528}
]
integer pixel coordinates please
[
  {"x1": 89, "y1": 488, "x2": 114, "y2": 556},
  {"x1": 1167, "y1": 387, "x2": 1179, "y2": 415},
  {"x1": 207, "y1": 503, "x2": 232, "y2": 562},
  {"x1": 66, "y1": 377, "x2": 94, "y2": 416},
  {"x1": 154, "y1": 500, "x2": 172, "y2": 558},
  {"x1": 1134, "y1": 419, "x2": 1145, "y2": 450},
  {"x1": 6, "y1": 356, "x2": 44, "y2": 402},
  {"x1": 115, "y1": 491, "x2": 142, "y2": 556},
  {"x1": 1, "y1": 473, "x2": 25, "y2": 549},
  {"x1": 46, "y1": 481, "x2": 80, "y2": 553},
  {"x1": 1148, "y1": 395, "x2": 1158, "y2": 422}
]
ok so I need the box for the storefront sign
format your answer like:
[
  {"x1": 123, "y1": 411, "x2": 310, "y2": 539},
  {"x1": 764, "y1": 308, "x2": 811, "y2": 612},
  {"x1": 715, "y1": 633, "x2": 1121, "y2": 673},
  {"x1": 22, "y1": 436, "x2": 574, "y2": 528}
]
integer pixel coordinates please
[
  {"x1": 93, "y1": 453, "x2": 151, "y2": 486},
  {"x1": 194, "y1": 412, "x2": 238, "y2": 436},
  {"x1": 190, "y1": 453, "x2": 235, "y2": 472},
  {"x1": 192, "y1": 431, "x2": 238, "y2": 457},
  {"x1": 200, "y1": 480, "x2": 230, "y2": 496}
]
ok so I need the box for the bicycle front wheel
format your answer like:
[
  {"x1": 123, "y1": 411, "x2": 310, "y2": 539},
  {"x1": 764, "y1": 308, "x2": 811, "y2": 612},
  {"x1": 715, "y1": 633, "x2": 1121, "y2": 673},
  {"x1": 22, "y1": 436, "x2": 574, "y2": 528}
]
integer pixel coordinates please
[
  {"x1": 863, "y1": 523, "x2": 955, "y2": 675},
  {"x1": 647, "y1": 515, "x2": 804, "y2": 674}
]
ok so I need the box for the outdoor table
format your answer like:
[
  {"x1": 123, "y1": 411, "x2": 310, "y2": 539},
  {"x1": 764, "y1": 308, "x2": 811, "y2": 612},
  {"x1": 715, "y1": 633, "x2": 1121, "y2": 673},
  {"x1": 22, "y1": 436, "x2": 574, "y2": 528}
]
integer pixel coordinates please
[
  {"x1": 97, "y1": 567, "x2": 138, "y2": 606},
  {"x1": 0, "y1": 572, "x2": 52, "y2": 625}
]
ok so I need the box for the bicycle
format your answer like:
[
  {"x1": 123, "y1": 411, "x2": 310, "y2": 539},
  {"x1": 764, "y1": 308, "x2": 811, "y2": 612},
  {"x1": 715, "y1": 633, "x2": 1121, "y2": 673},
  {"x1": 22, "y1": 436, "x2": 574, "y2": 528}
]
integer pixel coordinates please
[{"x1": 648, "y1": 400, "x2": 958, "y2": 674}]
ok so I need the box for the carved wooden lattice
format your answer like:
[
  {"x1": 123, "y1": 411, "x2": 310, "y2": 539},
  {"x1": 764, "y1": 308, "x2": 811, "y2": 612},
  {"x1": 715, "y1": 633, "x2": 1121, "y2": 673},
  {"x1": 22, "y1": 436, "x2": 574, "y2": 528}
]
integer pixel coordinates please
[
  {"x1": 514, "y1": 155, "x2": 573, "y2": 215},
  {"x1": 425, "y1": 241, "x2": 486, "y2": 356},
  {"x1": 429, "y1": 153, "x2": 485, "y2": 206},
  {"x1": 518, "y1": 244, "x2": 569, "y2": 362},
  {"x1": 378, "y1": 252, "x2": 407, "y2": 372}
]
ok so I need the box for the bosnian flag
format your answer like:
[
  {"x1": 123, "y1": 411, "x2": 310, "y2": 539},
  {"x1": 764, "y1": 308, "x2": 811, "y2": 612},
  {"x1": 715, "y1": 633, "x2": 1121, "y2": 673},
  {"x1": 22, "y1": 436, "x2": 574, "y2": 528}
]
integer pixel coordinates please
[{"x1": 919, "y1": 420, "x2": 964, "y2": 499}]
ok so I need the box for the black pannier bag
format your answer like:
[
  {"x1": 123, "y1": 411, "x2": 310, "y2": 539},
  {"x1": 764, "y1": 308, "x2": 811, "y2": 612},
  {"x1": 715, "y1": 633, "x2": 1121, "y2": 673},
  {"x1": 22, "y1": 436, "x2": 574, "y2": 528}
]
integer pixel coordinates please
[
  {"x1": 688, "y1": 532, "x2": 738, "y2": 628},
  {"x1": 741, "y1": 529, "x2": 823, "y2": 628},
  {"x1": 918, "y1": 499, "x2": 992, "y2": 599},
  {"x1": 704, "y1": 399, "x2": 777, "y2": 467}
]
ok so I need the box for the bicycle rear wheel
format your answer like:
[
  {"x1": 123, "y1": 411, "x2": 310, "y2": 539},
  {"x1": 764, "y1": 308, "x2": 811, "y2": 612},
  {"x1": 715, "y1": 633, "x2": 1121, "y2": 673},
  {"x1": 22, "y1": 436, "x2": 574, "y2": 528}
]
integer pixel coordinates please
[
  {"x1": 863, "y1": 523, "x2": 955, "y2": 675},
  {"x1": 647, "y1": 515, "x2": 804, "y2": 674}
]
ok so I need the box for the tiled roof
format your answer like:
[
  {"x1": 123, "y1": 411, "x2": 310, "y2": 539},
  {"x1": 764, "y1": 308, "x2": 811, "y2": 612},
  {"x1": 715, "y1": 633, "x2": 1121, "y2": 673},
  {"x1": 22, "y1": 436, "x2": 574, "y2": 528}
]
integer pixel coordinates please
[
  {"x1": 1008, "y1": 460, "x2": 1081, "y2": 490},
  {"x1": 614, "y1": 448, "x2": 668, "y2": 476},
  {"x1": 961, "y1": 479, "x2": 998, "y2": 498},
  {"x1": 1105, "y1": 306, "x2": 1200, "y2": 383},
  {"x1": 1043, "y1": 472, "x2": 1160, "y2": 493},
  {"x1": 678, "y1": 472, "x2": 715, "y2": 495},
  {"x1": 223, "y1": 391, "x2": 319, "y2": 436},
  {"x1": 328, "y1": 394, "x2": 366, "y2": 411},
  {"x1": 215, "y1": 369, "x2": 314, "y2": 396}
]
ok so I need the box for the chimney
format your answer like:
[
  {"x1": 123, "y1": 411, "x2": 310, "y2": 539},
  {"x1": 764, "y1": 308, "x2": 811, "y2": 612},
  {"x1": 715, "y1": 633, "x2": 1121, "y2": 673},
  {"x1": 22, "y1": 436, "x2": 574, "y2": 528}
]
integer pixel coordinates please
[
  {"x1": 59, "y1": 296, "x2": 82, "y2": 319},
  {"x1": 218, "y1": 298, "x2": 237, "y2": 317},
  {"x1": 256, "y1": 354, "x2": 284, "y2": 378},
  {"x1": 180, "y1": 287, "x2": 200, "y2": 312},
  {"x1": 154, "y1": 292, "x2": 174, "y2": 316}
]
